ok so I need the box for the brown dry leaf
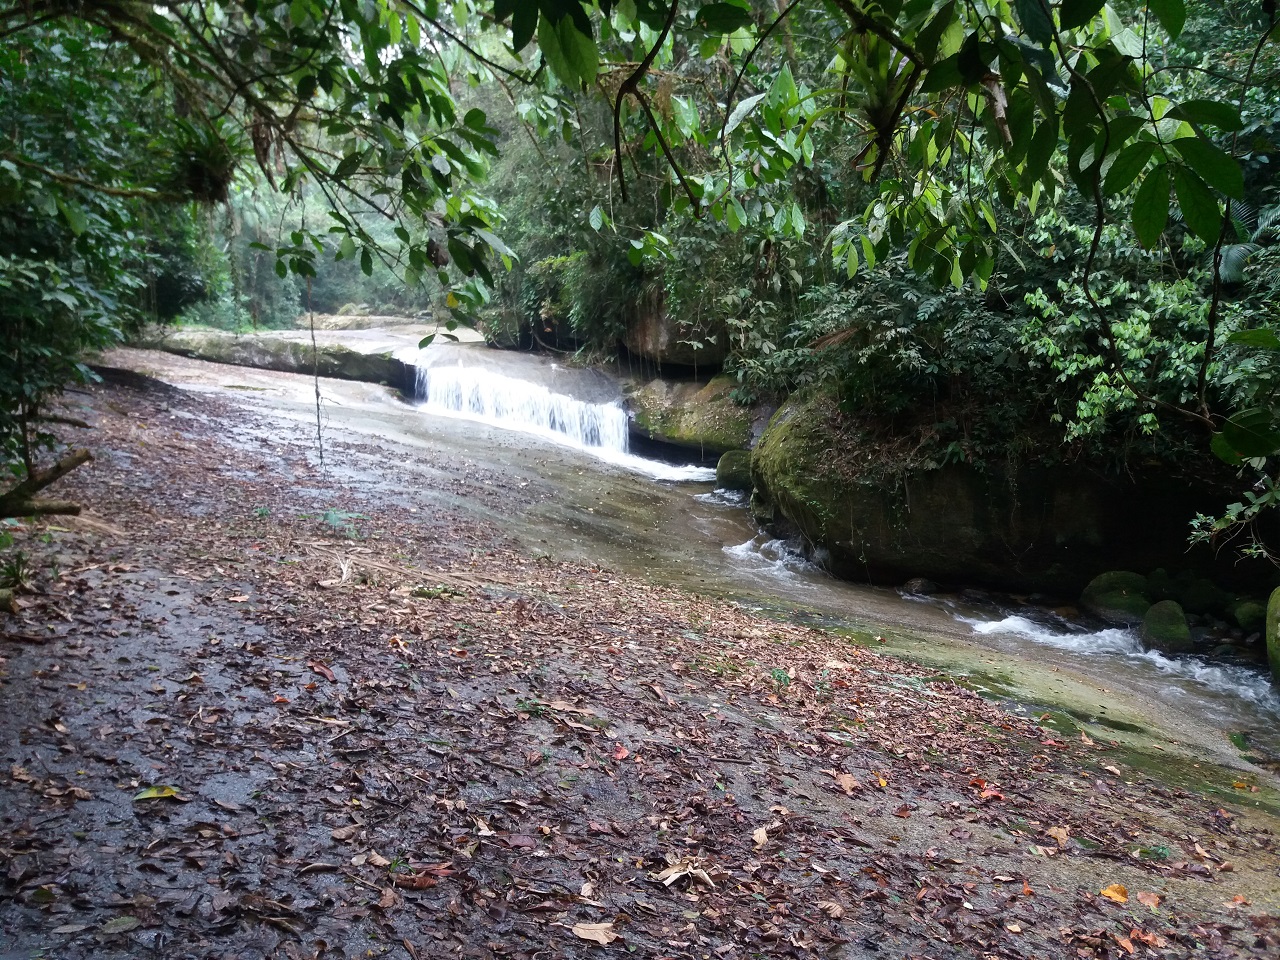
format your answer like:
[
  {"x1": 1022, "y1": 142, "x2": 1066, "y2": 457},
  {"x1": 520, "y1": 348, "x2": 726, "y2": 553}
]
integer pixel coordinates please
[
  {"x1": 473, "y1": 817, "x2": 496, "y2": 837},
  {"x1": 1046, "y1": 825, "x2": 1070, "y2": 847},
  {"x1": 227, "y1": 595, "x2": 250, "y2": 603},
  {"x1": 1103, "y1": 764, "x2": 1123, "y2": 777},
  {"x1": 1136, "y1": 890, "x2": 1161, "y2": 910},
  {"x1": 1006, "y1": 923, "x2": 1022, "y2": 933},
  {"x1": 817, "y1": 900, "x2": 845, "y2": 919},
  {"x1": 571, "y1": 921, "x2": 618, "y2": 945},
  {"x1": 1100, "y1": 883, "x2": 1129, "y2": 904},
  {"x1": 612, "y1": 743, "x2": 629, "y2": 761},
  {"x1": 752, "y1": 826, "x2": 769, "y2": 850},
  {"x1": 308, "y1": 660, "x2": 336, "y2": 682},
  {"x1": 377, "y1": 887, "x2": 398, "y2": 910},
  {"x1": 391, "y1": 871, "x2": 438, "y2": 890},
  {"x1": 1114, "y1": 934, "x2": 1135, "y2": 955},
  {"x1": 822, "y1": 769, "x2": 861, "y2": 795},
  {"x1": 648, "y1": 858, "x2": 717, "y2": 889},
  {"x1": 367, "y1": 852, "x2": 392, "y2": 868},
  {"x1": 331, "y1": 824, "x2": 362, "y2": 841},
  {"x1": 1080, "y1": 731, "x2": 1095, "y2": 746}
]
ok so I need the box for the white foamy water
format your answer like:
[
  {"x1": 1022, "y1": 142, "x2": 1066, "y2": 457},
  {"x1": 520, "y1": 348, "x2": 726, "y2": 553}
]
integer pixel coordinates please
[
  {"x1": 725, "y1": 534, "x2": 827, "y2": 584},
  {"x1": 416, "y1": 363, "x2": 630, "y2": 450},
  {"x1": 966, "y1": 615, "x2": 1280, "y2": 712},
  {"x1": 409, "y1": 360, "x2": 715, "y2": 482}
]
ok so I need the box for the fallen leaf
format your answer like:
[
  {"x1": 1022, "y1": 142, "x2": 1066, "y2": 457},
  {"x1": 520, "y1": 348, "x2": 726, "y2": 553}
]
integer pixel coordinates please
[
  {"x1": 133, "y1": 785, "x2": 181, "y2": 801},
  {"x1": 648, "y1": 858, "x2": 718, "y2": 889},
  {"x1": 752, "y1": 826, "x2": 768, "y2": 850},
  {"x1": 1136, "y1": 890, "x2": 1161, "y2": 910},
  {"x1": 227, "y1": 595, "x2": 250, "y2": 603},
  {"x1": 331, "y1": 824, "x2": 362, "y2": 841},
  {"x1": 822, "y1": 769, "x2": 861, "y2": 795},
  {"x1": 1046, "y1": 825, "x2": 1070, "y2": 847},
  {"x1": 1080, "y1": 731, "x2": 1095, "y2": 745},
  {"x1": 1006, "y1": 923, "x2": 1022, "y2": 933},
  {"x1": 308, "y1": 660, "x2": 336, "y2": 682},
  {"x1": 817, "y1": 900, "x2": 845, "y2": 919},
  {"x1": 377, "y1": 887, "x2": 399, "y2": 910},
  {"x1": 1102, "y1": 764, "x2": 1123, "y2": 777},
  {"x1": 571, "y1": 921, "x2": 618, "y2": 945},
  {"x1": 99, "y1": 916, "x2": 140, "y2": 934},
  {"x1": 612, "y1": 743, "x2": 629, "y2": 761},
  {"x1": 1100, "y1": 883, "x2": 1129, "y2": 904}
]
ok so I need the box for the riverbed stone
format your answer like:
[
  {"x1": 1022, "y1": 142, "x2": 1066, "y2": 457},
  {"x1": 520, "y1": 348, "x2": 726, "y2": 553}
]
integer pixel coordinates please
[
  {"x1": 623, "y1": 286, "x2": 727, "y2": 369},
  {"x1": 1230, "y1": 599, "x2": 1267, "y2": 634},
  {"x1": 1175, "y1": 576, "x2": 1232, "y2": 617},
  {"x1": 1267, "y1": 587, "x2": 1280, "y2": 686},
  {"x1": 626, "y1": 376, "x2": 752, "y2": 454},
  {"x1": 144, "y1": 328, "x2": 408, "y2": 385},
  {"x1": 716, "y1": 450, "x2": 753, "y2": 491},
  {"x1": 1080, "y1": 572, "x2": 1151, "y2": 625},
  {"x1": 903, "y1": 578, "x2": 941, "y2": 596},
  {"x1": 1140, "y1": 600, "x2": 1193, "y2": 653}
]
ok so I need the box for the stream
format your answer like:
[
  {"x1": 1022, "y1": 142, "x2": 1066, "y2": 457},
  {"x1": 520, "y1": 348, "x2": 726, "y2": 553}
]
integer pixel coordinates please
[{"x1": 110, "y1": 337, "x2": 1280, "y2": 788}]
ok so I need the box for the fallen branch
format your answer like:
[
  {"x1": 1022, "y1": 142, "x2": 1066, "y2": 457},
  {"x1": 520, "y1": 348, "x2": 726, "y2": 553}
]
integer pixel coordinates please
[{"x1": 0, "y1": 448, "x2": 92, "y2": 520}]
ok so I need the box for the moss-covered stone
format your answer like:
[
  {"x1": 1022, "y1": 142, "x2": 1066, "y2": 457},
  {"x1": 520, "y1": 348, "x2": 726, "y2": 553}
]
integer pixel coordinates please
[
  {"x1": 716, "y1": 450, "x2": 752, "y2": 491},
  {"x1": 626, "y1": 376, "x2": 752, "y2": 453},
  {"x1": 1267, "y1": 586, "x2": 1280, "y2": 686},
  {"x1": 1140, "y1": 600, "x2": 1192, "y2": 653},
  {"x1": 1080, "y1": 571, "x2": 1151, "y2": 625},
  {"x1": 1230, "y1": 599, "x2": 1267, "y2": 634},
  {"x1": 1175, "y1": 576, "x2": 1232, "y2": 617}
]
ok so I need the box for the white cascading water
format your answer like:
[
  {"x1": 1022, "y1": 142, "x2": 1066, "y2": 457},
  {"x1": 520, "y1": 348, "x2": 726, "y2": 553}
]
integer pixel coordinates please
[
  {"x1": 407, "y1": 357, "x2": 716, "y2": 482},
  {"x1": 415, "y1": 363, "x2": 630, "y2": 452},
  {"x1": 964, "y1": 614, "x2": 1280, "y2": 713}
]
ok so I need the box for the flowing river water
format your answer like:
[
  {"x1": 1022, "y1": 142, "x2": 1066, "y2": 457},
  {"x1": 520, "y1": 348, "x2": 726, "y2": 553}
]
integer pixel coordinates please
[{"x1": 109, "y1": 337, "x2": 1280, "y2": 801}]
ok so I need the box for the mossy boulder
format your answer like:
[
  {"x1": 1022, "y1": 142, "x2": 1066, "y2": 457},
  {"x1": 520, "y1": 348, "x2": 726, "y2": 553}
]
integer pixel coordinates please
[
  {"x1": 1267, "y1": 586, "x2": 1280, "y2": 686},
  {"x1": 1080, "y1": 571, "x2": 1151, "y2": 625},
  {"x1": 750, "y1": 391, "x2": 1226, "y2": 592},
  {"x1": 716, "y1": 450, "x2": 753, "y2": 491},
  {"x1": 1230, "y1": 599, "x2": 1267, "y2": 634},
  {"x1": 1140, "y1": 600, "x2": 1192, "y2": 653},
  {"x1": 627, "y1": 376, "x2": 752, "y2": 454},
  {"x1": 1174, "y1": 575, "x2": 1232, "y2": 617}
]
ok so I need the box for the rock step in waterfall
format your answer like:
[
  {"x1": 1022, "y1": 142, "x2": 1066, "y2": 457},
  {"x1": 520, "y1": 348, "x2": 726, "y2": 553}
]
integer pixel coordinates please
[
  {"x1": 413, "y1": 362, "x2": 630, "y2": 452},
  {"x1": 404, "y1": 353, "x2": 716, "y2": 482}
]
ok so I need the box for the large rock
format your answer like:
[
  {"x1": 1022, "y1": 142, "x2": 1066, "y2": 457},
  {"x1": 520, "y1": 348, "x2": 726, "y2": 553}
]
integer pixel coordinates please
[
  {"x1": 1267, "y1": 586, "x2": 1280, "y2": 686},
  {"x1": 627, "y1": 376, "x2": 752, "y2": 454},
  {"x1": 623, "y1": 286, "x2": 727, "y2": 369},
  {"x1": 143, "y1": 328, "x2": 412, "y2": 388},
  {"x1": 716, "y1": 450, "x2": 752, "y2": 491},
  {"x1": 1081, "y1": 571, "x2": 1151, "y2": 625},
  {"x1": 1230, "y1": 599, "x2": 1267, "y2": 634},
  {"x1": 1140, "y1": 600, "x2": 1192, "y2": 653},
  {"x1": 749, "y1": 389, "x2": 1262, "y2": 595}
]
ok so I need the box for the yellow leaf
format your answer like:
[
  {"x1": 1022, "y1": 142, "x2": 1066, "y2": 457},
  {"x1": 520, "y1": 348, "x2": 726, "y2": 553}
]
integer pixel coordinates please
[
  {"x1": 571, "y1": 921, "x2": 618, "y2": 945},
  {"x1": 1100, "y1": 883, "x2": 1129, "y2": 904},
  {"x1": 133, "y1": 785, "x2": 179, "y2": 801},
  {"x1": 446, "y1": 292, "x2": 460, "y2": 309}
]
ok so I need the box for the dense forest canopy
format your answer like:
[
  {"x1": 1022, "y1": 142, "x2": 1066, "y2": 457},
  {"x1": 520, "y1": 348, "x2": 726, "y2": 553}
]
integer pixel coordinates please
[{"x1": 3, "y1": 0, "x2": 1280, "y2": 553}]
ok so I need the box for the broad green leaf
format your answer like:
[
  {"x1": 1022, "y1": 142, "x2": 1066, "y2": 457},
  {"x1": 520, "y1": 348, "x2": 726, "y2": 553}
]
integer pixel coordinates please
[
  {"x1": 725, "y1": 93, "x2": 766, "y2": 135},
  {"x1": 1132, "y1": 165, "x2": 1169, "y2": 248},
  {"x1": 1172, "y1": 137, "x2": 1243, "y2": 199},
  {"x1": 1226, "y1": 328, "x2": 1280, "y2": 351},
  {"x1": 360, "y1": 247, "x2": 374, "y2": 276},
  {"x1": 1147, "y1": 0, "x2": 1186, "y2": 39},
  {"x1": 337, "y1": 235, "x2": 356, "y2": 261},
  {"x1": 1173, "y1": 166, "x2": 1223, "y2": 242},
  {"x1": 1167, "y1": 99, "x2": 1244, "y2": 132},
  {"x1": 1210, "y1": 431, "x2": 1243, "y2": 466},
  {"x1": 556, "y1": 15, "x2": 598, "y2": 86},
  {"x1": 1103, "y1": 140, "x2": 1155, "y2": 196},
  {"x1": 1221, "y1": 408, "x2": 1280, "y2": 459},
  {"x1": 1058, "y1": 0, "x2": 1106, "y2": 29},
  {"x1": 695, "y1": 2, "x2": 753, "y2": 34},
  {"x1": 1014, "y1": 0, "x2": 1053, "y2": 44},
  {"x1": 589, "y1": 205, "x2": 603, "y2": 230}
]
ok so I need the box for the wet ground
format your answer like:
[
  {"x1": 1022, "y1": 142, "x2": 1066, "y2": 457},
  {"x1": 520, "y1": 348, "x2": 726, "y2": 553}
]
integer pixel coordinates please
[{"x1": 1, "y1": 355, "x2": 1279, "y2": 959}]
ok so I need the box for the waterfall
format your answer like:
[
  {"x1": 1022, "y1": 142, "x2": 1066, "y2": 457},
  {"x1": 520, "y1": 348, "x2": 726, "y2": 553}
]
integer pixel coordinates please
[{"x1": 413, "y1": 362, "x2": 630, "y2": 453}]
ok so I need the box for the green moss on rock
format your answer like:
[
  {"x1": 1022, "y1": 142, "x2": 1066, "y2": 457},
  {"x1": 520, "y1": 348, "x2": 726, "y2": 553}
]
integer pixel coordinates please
[
  {"x1": 1140, "y1": 600, "x2": 1192, "y2": 653},
  {"x1": 716, "y1": 450, "x2": 752, "y2": 491},
  {"x1": 1080, "y1": 571, "x2": 1151, "y2": 625},
  {"x1": 1267, "y1": 587, "x2": 1280, "y2": 686},
  {"x1": 1230, "y1": 599, "x2": 1267, "y2": 634},
  {"x1": 153, "y1": 330, "x2": 403, "y2": 384},
  {"x1": 627, "y1": 376, "x2": 751, "y2": 453}
]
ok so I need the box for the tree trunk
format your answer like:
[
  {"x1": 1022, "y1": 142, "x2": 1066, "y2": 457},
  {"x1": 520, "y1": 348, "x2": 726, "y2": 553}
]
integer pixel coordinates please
[{"x1": 0, "y1": 448, "x2": 91, "y2": 520}]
